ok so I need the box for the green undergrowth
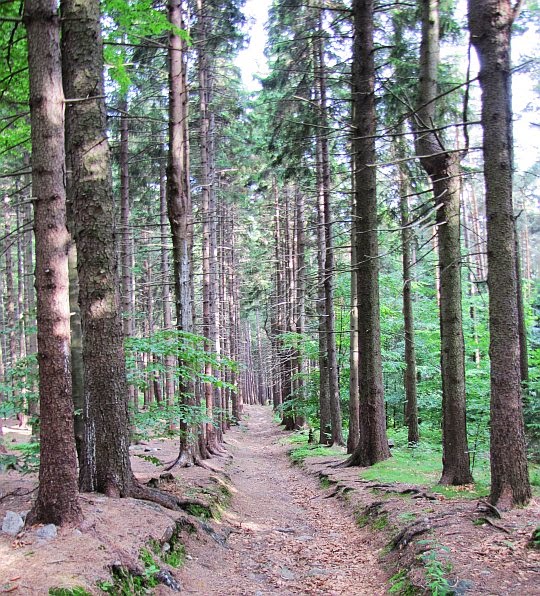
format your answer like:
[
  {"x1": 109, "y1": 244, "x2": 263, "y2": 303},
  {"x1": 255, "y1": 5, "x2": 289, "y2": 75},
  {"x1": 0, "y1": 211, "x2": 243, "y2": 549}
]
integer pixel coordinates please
[
  {"x1": 97, "y1": 524, "x2": 187, "y2": 594},
  {"x1": 389, "y1": 569, "x2": 417, "y2": 595},
  {"x1": 184, "y1": 476, "x2": 232, "y2": 520},
  {"x1": 134, "y1": 453, "x2": 163, "y2": 466},
  {"x1": 284, "y1": 431, "x2": 344, "y2": 464},
  {"x1": 48, "y1": 588, "x2": 92, "y2": 596}
]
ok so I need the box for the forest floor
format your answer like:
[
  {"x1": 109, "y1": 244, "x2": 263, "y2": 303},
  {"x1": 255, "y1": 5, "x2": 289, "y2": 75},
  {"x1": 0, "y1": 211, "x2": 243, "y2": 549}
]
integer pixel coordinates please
[{"x1": 0, "y1": 405, "x2": 539, "y2": 594}]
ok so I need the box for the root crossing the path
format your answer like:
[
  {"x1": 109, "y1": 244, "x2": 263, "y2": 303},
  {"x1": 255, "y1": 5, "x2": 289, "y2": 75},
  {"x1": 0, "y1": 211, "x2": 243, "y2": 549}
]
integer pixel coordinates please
[{"x1": 179, "y1": 405, "x2": 387, "y2": 595}]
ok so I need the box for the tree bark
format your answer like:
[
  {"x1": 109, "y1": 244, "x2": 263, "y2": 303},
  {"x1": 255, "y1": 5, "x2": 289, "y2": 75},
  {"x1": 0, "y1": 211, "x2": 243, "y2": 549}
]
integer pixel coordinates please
[
  {"x1": 414, "y1": 0, "x2": 472, "y2": 485},
  {"x1": 314, "y1": 18, "x2": 344, "y2": 447},
  {"x1": 24, "y1": 0, "x2": 81, "y2": 525},
  {"x1": 468, "y1": 0, "x2": 531, "y2": 507},
  {"x1": 62, "y1": 0, "x2": 135, "y2": 495},
  {"x1": 397, "y1": 141, "x2": 419, "y2": 446},
  {"x1": 119, "y1": 97, "x2": 137, "y2": 413},
  {"x1": 166, "y1": 0, "x2": 200, "y2": 466},
  {"x1": 346, "y1": 0, "x2": 390, "y2": 466}
]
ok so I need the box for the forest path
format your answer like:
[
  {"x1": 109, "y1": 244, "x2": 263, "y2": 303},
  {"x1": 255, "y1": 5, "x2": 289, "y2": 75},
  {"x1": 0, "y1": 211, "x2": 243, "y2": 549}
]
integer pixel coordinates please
[{"x1": 179, "y1": 405, "x2": 387, "y2": 595}]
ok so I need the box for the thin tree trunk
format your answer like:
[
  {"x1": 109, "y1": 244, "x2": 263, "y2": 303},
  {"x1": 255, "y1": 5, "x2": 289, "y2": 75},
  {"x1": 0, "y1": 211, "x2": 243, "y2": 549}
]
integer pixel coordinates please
[
  {"x1": 166, "y1": 0, "x2": 200, "y2": 466},
  {"x1": 348, "y1": 181, "x2": 360, "y2": 453},
  {"x1": 315, "y1": 21, "x2": 343, "y2": 446},
  {"x1": 119, "y1": 97, "x2": 137, "y2": 412},
  {"x1": 160, "y1": 157, "x2": 175, "y2": 406},
  {"x1": 395, "y1": 134, "x2": 420, "y2": 446}
]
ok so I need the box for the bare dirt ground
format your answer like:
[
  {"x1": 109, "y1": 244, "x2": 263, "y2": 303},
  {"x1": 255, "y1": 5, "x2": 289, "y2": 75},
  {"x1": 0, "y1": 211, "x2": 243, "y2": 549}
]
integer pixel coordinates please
[
  {"x1": 302, "y1": 456, "x2": 540, "y2": 595},
  {"x1": 0, "y1": 406, "x2": 388, "y2": 595},
  {"x1": 1, "y1": 406, "x2": 539, "y2": 595},
  {"x1": 178, "y1": 405, "x2": 388, "y2": 595}
]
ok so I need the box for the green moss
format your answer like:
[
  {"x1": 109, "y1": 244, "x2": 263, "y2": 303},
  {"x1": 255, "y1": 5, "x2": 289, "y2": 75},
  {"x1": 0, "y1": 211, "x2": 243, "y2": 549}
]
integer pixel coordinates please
[
  {"x1": 289, "y1": 444, "x2": 343, "y2": 464},
  {"x1": 319, "y1": 476, "x2": 332, "y2": 489},
  {"x1": 388, "y1": 569, "x2": 417, "y2": 595},
  {"x1": 185, "y1": 502, "x2": 212, "y2": 518},
  {"x1": 48, "y1": 588, "x2": 92, "y2": 596},
  {"x1": 398, "y1": 512, "x2": 417, "y2": 523},
  {"x1": 355, "y1": 513, "x2": 369, "y2": 528},
  {"x1": 372, "y1": 513, "x2": 389, "y2": 530}
]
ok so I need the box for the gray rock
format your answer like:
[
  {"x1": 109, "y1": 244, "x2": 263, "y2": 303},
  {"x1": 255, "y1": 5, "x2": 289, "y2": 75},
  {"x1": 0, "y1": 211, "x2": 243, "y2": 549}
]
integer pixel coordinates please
[
  {"x1": 452, "y1": 579, "x2": 474, "y2": 595},
  {"x1": 280, "y1": 567, "x2": 295, "y2": 580},
  {"x1": 308, "y1": 567, "x2": 332, "y2": 577},
  {"x1": 156, "y1": 569, "x2": 181, "y2": 592},
  {"x1": 2, "y1": 511, "x2": 24, "y2": 535},
  {"x1": 36, "y1": 523, "x2": 57, "y2": 539},
  {"x1": 296, "y1": 534, "x2": 314, "y2": 542}
]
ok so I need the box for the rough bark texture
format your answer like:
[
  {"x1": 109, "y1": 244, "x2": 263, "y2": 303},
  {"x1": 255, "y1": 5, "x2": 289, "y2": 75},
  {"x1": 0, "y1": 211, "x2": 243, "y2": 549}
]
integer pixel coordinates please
[
  {"x1": 167, "y1": 0, "x2": 200, "y2": 467},
  {"x1": 468, "y1": 0, "x2": 531, "y2": 507},
  {"x1": 24, "y1": 0, "x2": 81, "y2": 525},
  {"x1": 68, "y1": 242, "x2": 84, "y2": 466},
  {"x1": 197, "y1": 0, "x2": 221, "y2": 455},
  {"x1": 62, "y1": 0, "x2": 134, "y2": 495},
  {"x1": 414, "y1": 0, "x2": 472, "y2": 485},
  {"x1": 347, "y1": 0, "x2": 390, "y2": 466}
]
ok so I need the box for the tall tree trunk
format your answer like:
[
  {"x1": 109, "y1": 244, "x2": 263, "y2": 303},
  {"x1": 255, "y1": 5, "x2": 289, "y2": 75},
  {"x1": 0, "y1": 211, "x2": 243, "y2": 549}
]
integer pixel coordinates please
[
  {"x1": 398, "y1": 153, "x2": 419, "y2": 446},
  {"x1": 347, "y1": 0, "x2": 390, "y2": 466},
  {"x1": 314, "y1": 19, "x2": 343, "y2": 447},
  {"x1": 293, "y1": 189, "x2": 306, "y2": 429},
  {"x1": 68, "y1": 242, "x2": 85, "y2": 466},
  {"x1": 119, "y1": 97, "x2": 137, "y2": 412},
  {"x1": 312, "y1": 29, "x2": 334, "y2": 445},
  {"x1": 469, "y1": 0, "x2": 531, "y2": 507},
  {"x1": 160, "y1": 157, "x2": 175, "y2": 406},
  {"x1": 167, "y1": 0, "x2": 200, "y2": 466},
  {"x1": 414, "y1": 0, "x2": 472, "y2": 485},
  {"x1": 24, "y1": 0, "x2": 81, "y2": 525},
  {"x1": 348, "y1": 179, "x2": 360, "y2": 453},
  {"x1": 62, "y1": 0, "x2": 135, "y2": 495},
  {"x1": 197, "y1": 0, "x2": 220, "y2": 454},
  {"x1": 4, "y1": 198, "x2": 17, "y2": 372}
]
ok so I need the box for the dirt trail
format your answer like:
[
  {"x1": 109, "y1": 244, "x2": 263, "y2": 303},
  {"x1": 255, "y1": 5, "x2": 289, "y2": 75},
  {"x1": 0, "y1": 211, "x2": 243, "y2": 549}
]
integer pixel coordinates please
[{"x1": 179, "y1": 405, "x2": 387, "y2": 595}]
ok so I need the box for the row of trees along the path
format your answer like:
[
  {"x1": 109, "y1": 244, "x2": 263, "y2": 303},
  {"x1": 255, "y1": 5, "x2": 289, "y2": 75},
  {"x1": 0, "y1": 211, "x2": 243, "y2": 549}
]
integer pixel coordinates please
[{"x1": 0, "y1": 0, "x2": 538, "y2": 525}]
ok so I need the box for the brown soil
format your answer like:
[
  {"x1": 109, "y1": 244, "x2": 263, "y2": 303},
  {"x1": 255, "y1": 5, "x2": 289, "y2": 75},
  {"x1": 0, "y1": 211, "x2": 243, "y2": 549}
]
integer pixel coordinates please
[
  {"x1": 1, "y1": 407, "x2": 539, "y2": 595},
  {"x1": 0, "y1": 407, "x2": 387, "y2": 594},
  {"x1": 177, "y1": 406, "x2": 387, "y2": 595},
  {"x1": 302, "y1": 458, "x2": 540, "y2": 595}
]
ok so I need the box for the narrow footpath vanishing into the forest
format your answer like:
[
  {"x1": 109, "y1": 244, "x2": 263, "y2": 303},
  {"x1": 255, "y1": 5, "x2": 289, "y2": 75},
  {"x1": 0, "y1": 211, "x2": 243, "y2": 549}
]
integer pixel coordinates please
[{"x1": 178, "y1": 405, "x2": 387, "y2": 595}]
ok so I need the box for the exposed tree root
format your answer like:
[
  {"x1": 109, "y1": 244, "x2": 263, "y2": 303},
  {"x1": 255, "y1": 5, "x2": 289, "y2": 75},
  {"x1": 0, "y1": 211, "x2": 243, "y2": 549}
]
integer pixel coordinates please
[
  {"x1": 477, "y1": 499, "x2": 502, "y2": 519},
  {"x1": 391, "y1": 521, "x2": 432, "y2": 550},
  {"x1": 130, "y1": 481, "x2": 209, "y2": 515},
  {"x1": 368, "y1": 484, "x2": 438, "y2": 500},
  {"x1": 164, "y1": 451, "x2": 215, "y2": 471},
  {"x1": 475, "y1": 517, "x2": 510, "y2": 533},
  {"x1": 391, "y1": 512, "x2": 460, "y2": 550}
]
